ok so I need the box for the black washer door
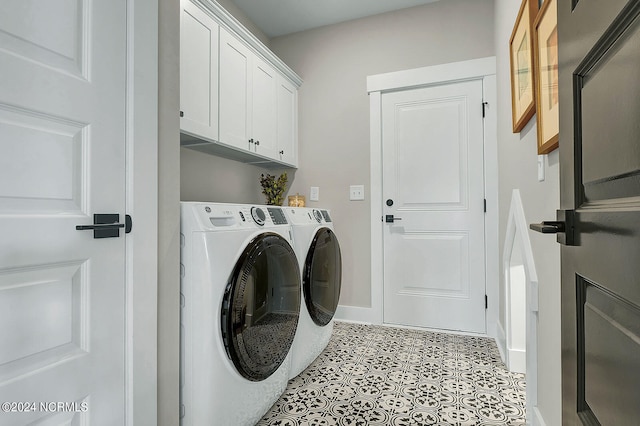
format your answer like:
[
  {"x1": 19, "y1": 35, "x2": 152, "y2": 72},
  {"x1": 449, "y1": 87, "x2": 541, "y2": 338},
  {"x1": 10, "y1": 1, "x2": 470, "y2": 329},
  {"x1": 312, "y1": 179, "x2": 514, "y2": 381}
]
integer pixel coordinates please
[
  {"x1": 222, "y1": 232, "x2": 300, "y2": 381},
  {"x1": 303, "y1": 227, "x2": 342, "y2": 326}
]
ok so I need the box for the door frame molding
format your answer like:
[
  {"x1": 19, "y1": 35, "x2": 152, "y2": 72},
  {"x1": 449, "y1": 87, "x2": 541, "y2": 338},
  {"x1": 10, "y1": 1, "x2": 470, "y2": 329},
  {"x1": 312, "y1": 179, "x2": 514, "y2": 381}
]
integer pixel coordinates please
[
  {"x1": 126, "y1": 0, "x2": 159, "y2": 423},
  {"x1": 355, "y1": 57, "x2": 498, "y2": 337}
]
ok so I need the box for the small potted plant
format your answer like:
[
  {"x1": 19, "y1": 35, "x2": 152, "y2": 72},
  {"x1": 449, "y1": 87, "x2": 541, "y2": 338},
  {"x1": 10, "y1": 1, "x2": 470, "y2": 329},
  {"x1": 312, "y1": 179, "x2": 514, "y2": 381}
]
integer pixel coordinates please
[{"x1": 260, "y1": 172, "x2": 288, "y2": 205}]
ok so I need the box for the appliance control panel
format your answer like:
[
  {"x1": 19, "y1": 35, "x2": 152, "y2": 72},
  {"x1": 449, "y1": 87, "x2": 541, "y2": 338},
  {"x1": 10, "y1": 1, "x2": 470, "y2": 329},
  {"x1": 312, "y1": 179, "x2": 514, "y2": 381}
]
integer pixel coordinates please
[
  {"x1": 313, "y1": 209, "x2": 323, "y2": 223},
  {"x1": 267, "y1": 207, "x2": 288, "y2": 225},
  {"x1": 321, "y1": 210, "x2": 332, "y2": 222}
]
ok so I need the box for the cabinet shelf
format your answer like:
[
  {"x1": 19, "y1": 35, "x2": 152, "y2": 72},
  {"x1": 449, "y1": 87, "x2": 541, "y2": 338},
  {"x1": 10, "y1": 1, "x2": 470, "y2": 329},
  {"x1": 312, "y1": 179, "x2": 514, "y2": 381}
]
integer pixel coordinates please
[{"x1": 180, "y1": 132, "x2": 296, "y2": 169}]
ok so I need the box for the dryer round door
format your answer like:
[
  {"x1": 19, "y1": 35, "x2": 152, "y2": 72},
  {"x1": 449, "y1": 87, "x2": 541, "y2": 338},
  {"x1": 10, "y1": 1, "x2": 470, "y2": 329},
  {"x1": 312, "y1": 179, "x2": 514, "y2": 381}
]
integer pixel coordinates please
[
  {"x1": 221, "y1": 232, "x2": 301, "y2": 381},
  {"x1": 303, "y1": 228, "x2": 342, "y2": 326}
]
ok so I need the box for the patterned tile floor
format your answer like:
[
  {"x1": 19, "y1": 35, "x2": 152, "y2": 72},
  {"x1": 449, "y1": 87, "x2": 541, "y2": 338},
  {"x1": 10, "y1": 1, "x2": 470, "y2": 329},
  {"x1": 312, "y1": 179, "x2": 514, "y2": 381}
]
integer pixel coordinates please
[{"x1": 258, "y1": 322, "x2": 526, "y2": 426}]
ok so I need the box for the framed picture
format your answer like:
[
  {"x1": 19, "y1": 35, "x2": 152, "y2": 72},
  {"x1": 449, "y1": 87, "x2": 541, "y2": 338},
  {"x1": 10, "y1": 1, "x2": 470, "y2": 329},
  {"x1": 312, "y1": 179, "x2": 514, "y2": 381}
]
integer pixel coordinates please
[
  {"x1": 534, "y1": 0, "x2": 559, "y2": 154},
  {"x1": 509, "y1": 0, "x2": 538, "y2": 133}
]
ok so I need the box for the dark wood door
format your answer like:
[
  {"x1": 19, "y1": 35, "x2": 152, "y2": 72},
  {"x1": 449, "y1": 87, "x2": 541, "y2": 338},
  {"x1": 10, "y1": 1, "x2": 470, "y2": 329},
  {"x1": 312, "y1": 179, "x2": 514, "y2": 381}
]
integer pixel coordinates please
[{"x1": 558, "y1": 0, "x2": 640, "y2": 424}]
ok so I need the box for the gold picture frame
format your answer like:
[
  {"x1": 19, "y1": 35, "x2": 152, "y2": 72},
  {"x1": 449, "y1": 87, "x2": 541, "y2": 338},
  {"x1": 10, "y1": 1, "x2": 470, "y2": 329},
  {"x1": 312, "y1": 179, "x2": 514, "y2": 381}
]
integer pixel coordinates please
[
  {"x1": 534, "y1": 0, "x2": 559, "y2": 154},
  {"x1": 509, "y1": 0, "x2": 538, "y2": 133}
]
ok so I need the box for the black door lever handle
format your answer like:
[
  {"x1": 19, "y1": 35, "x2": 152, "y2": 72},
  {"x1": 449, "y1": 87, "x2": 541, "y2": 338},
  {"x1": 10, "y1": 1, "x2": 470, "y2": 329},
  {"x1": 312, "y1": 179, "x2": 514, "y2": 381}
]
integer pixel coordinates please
[
  {"x1": 76, "y1": 214, "x2": 132, "y2": 238},
  {"x1": 530, "y1": 221, "x2": 565, "y2": 234},
  {"x1": 385, "y1": 215, "x2": 402, "y2": 223}
]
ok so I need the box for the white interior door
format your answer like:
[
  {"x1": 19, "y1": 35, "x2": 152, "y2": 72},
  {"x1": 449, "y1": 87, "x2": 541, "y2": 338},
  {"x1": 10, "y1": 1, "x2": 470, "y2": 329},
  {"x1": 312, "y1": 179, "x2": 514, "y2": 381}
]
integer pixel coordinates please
[
  {"x1": 382, "y1": 79, "x2": 486, "y2": 333},
  {"x1": 0, "y1": 1, "x2": 127, "y2": 424}
]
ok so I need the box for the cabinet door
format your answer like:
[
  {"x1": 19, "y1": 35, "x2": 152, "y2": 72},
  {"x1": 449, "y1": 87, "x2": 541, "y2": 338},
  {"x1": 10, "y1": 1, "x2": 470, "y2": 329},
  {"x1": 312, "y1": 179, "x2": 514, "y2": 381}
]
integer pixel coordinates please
[
  {"x1": 180, "y1": 0, "x2": 218, "y2": 141},
  {"x1": 219, "y1": 27, "x2": 251, "y2": 150},
  {"x1": 252, "y1": 57, "x2": 278, "y2": 159},
  {"x1": 277, "y1": 76, "x2": 298, "y2": 167}
]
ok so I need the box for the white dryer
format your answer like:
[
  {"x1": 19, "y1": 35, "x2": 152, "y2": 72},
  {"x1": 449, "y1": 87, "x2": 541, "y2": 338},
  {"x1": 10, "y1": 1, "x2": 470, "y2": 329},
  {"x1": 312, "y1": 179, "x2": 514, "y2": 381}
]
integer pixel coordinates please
[
  {"x1": 180, "y1": 202, "x2": 301, "y2": 426},
  {"x1": 284, "y1": 207, "x2": 342, "y2": 379}
]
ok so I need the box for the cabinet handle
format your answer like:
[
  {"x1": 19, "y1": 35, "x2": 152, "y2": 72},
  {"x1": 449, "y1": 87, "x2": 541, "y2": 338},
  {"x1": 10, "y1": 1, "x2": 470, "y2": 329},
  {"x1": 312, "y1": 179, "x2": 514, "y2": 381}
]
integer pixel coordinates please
[
  {"x1": 255, "y1": 140, "x2": 260, "y2": 146},
  {"x1": 279, "y1": 150, "x2": 284, "y2": 155},
  {"x1": 249, "y1": 138, "x2": 254, "y2": 144}
]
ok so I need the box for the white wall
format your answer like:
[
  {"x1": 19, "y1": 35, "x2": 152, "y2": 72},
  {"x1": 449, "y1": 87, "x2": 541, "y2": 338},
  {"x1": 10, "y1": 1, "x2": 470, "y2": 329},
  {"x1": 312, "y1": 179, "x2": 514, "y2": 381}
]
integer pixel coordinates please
[
  {"x1": 494, "y1": 0, "x2": 561, "y2": 424},
  {"x1": 269, "y1": 0, "x2": 495, "y2": 307}
]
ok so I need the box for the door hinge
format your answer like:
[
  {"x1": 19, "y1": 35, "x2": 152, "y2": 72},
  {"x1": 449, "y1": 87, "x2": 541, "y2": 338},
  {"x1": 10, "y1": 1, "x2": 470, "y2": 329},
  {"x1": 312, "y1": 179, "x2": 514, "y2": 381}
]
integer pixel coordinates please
[
  {"x1": 179, "y1": 110, "x2": 184, "y2": 117},
  {"x1": 484, "y1": 199, "x2": 487, "y2": 213},
  {"x1": 485, "y1": 295, "x2": 488, "y2": 309},
  {"x1": 482, "y1": 101, "x2": 488, "y2": 118}
]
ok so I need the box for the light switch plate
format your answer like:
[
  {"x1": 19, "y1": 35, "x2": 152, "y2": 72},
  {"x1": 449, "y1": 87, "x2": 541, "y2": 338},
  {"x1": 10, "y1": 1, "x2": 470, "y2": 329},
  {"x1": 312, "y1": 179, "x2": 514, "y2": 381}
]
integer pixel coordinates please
[
  {"x1": 537, "y1": 155, "x2": 545, "y2": 182},
  {"x1": 310, "y1": 186, "x2": 319, "y2": 201},
  {"x1": 350, "y1": 185, "x2": 365, "y2": 201}
]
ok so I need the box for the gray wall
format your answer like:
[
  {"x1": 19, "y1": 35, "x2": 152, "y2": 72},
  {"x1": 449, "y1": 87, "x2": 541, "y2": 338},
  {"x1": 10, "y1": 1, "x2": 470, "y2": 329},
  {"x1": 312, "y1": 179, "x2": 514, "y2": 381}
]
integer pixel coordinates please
[
  {"x1": 181, "y1": 148, "x2": 291, "y2": 203},
  {"x1": 494, "y1": 0, "x2": 561, "y2": 424},
  {"x1": 269, "y1": 0, "x2": 495, "y2": 307},
  {"x1": 158, "y1": 0, "x2": 181, "y2": 424}
]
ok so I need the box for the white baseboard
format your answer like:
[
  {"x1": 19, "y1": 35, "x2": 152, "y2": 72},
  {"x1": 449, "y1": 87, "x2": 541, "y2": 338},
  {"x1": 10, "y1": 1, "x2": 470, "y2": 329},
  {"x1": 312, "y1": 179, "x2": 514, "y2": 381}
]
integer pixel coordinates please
[
  {"x1": 495, "y1": 321, "x2": 507, "y2": 365},
  {"x1": 495, "y1": 321, "x2": 526, "y2": 373},
  {"x1": 507, "y1": 347, "x2": 526, "y2": 374},
  {"x1": 334, "y1": 304, "x2": 380, "y2": 325},
  {"x1": 532, "y1": 406, "x2": 547, "y2": 426}
]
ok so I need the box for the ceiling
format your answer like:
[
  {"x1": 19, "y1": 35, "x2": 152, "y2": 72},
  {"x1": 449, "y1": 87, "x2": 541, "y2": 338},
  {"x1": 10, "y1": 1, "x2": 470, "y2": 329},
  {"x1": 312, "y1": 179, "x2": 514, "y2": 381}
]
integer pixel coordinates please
[{"x1": 229, "y1": 0, "x2": 442, "y2": 38}]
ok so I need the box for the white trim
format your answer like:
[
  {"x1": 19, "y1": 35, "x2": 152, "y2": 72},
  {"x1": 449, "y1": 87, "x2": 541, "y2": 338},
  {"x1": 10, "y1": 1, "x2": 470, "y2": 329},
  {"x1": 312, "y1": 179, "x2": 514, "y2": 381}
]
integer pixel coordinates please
[
  {"x1": 368, "y1": 90, "x2": 384, "y2": 325},
  {"x1": 335, "y1": 305, "x2": 380, "y2": 325},
  {"x1": 495, "y1": 321, "x2": 507, "y2": 365},
  {"x1": 503, "y1": 189, "x2": 538, "y2": 426},
  {"x1": 367, "y1": 57, "x2": 498, "y2": 336},
  {"x1": 507, "y1": 348, "x2": 526, "y2": 374},
  {"x1": 126, "y1": 0, "x2": 158, "y2": 423},
  {"x1": 191, "y1": 0, "x2": 302, "y2": 87},
  {"x1": 533, "y1": 406, "x2": 548, "y2": 426},
  {"x1": 483, "y1": 73, "x2": 499, "y2": 339},
  {"x1": 367, "y1": 56, "x2": 496, "y2": 93}
]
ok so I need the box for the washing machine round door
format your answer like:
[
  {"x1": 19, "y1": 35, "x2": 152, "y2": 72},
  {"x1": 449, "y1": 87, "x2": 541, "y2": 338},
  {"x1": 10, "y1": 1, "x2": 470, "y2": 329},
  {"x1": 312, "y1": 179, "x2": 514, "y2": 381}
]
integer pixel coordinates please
[
  {"x1": 221, "y1": 232, "x2": 301, "y2": 381},
  {"x1": 303, "y1": 227, "x2": 342, "y2": 326}
]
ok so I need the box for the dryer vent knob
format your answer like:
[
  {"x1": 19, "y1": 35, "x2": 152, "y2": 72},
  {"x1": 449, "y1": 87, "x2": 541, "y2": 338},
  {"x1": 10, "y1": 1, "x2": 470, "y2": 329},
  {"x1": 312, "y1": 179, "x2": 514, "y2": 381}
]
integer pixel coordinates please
[{"x1": 251, "y1": 207, "x2": 266, "y2": 226}]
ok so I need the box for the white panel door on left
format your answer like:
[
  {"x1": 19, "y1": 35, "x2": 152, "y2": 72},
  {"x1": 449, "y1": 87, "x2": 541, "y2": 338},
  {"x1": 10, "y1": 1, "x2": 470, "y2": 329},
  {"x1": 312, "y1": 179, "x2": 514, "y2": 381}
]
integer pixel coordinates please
[{"x1": 0, "y1": 0, "x2": 127, "y2": 424}]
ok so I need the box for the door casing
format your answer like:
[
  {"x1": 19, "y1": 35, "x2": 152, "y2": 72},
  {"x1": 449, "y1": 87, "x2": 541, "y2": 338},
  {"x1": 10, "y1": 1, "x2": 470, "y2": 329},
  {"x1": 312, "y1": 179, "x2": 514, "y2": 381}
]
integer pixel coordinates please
[{"x1": 354, "y1": 57, "x2": 499, "y2": 337}]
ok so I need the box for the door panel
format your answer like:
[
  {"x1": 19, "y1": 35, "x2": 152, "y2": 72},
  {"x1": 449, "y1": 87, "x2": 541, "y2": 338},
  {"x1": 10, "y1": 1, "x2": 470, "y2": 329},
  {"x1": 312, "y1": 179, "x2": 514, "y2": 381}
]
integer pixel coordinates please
[
  {"x1": 252, "y1": 58, "x2": 277, "y2": 158},
  {"x1": 559, "y1": 0, "x2": 640, "y2": 424},
  {"x1": 219, "y1": 27, "x2": 251, "y2": 150},
  {"x1": 276, "y1": 77, "x2": 297, "y2": 166},
  {"x1": 180, "y1": 0, "x2": 219, "y2": 141},
  {"x1": 0, "y1": 0, "x2": 126, "y2": 424},
  {"x1": 382, "y1": 80, "x2": 486, "y2": 333}
]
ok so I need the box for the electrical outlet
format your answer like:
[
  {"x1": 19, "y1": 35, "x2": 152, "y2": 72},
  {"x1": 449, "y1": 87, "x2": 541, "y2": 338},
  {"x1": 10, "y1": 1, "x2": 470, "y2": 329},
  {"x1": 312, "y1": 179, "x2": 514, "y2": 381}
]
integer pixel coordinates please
[
  {"x1": 350, "y1": 185, "x2": 365, "y2": 201},
  {"x1": 310, "y1": 186, "x2": 319, "y2": 201}
]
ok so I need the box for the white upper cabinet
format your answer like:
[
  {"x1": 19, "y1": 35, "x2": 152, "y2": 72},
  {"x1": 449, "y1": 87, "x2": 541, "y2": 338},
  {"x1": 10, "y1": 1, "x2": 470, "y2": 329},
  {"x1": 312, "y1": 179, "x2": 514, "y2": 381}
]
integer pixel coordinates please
[
  {"x1": 277, "y1": 76, "x2": 298, "y2": 166},
  {"x1": 180, "y1": 0, "x2": 219, "y2": 141},
  {"x1": 180, "y1": 0, "x2": 301, "y2": 168},
  {"x1": 252, "y1": 57, "x2": 278, "y2": 159},
  {"x1": 219, "y1": 27, "x2": 251, "y2": 151}
]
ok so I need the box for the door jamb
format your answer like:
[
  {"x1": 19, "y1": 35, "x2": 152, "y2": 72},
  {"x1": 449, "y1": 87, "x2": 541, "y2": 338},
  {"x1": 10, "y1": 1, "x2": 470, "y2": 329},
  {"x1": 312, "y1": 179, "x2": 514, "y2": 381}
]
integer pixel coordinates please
[
  {"x1": 126, "y1": 0, "x2": 159, "y2": 423},
  {"x1": 365, "y1": 57, "x2": 498, "y2": 337}
]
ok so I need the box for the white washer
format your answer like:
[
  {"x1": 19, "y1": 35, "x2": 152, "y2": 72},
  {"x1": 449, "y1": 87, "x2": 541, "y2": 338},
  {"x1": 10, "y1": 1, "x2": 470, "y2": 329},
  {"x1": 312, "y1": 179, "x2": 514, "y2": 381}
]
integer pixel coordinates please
[
  {"x1": 180, "y1": 202, "x2": 301, "y2": 426},
  {"x1": 284, "y1": 207, "x2": 342, "y2": 379}
]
